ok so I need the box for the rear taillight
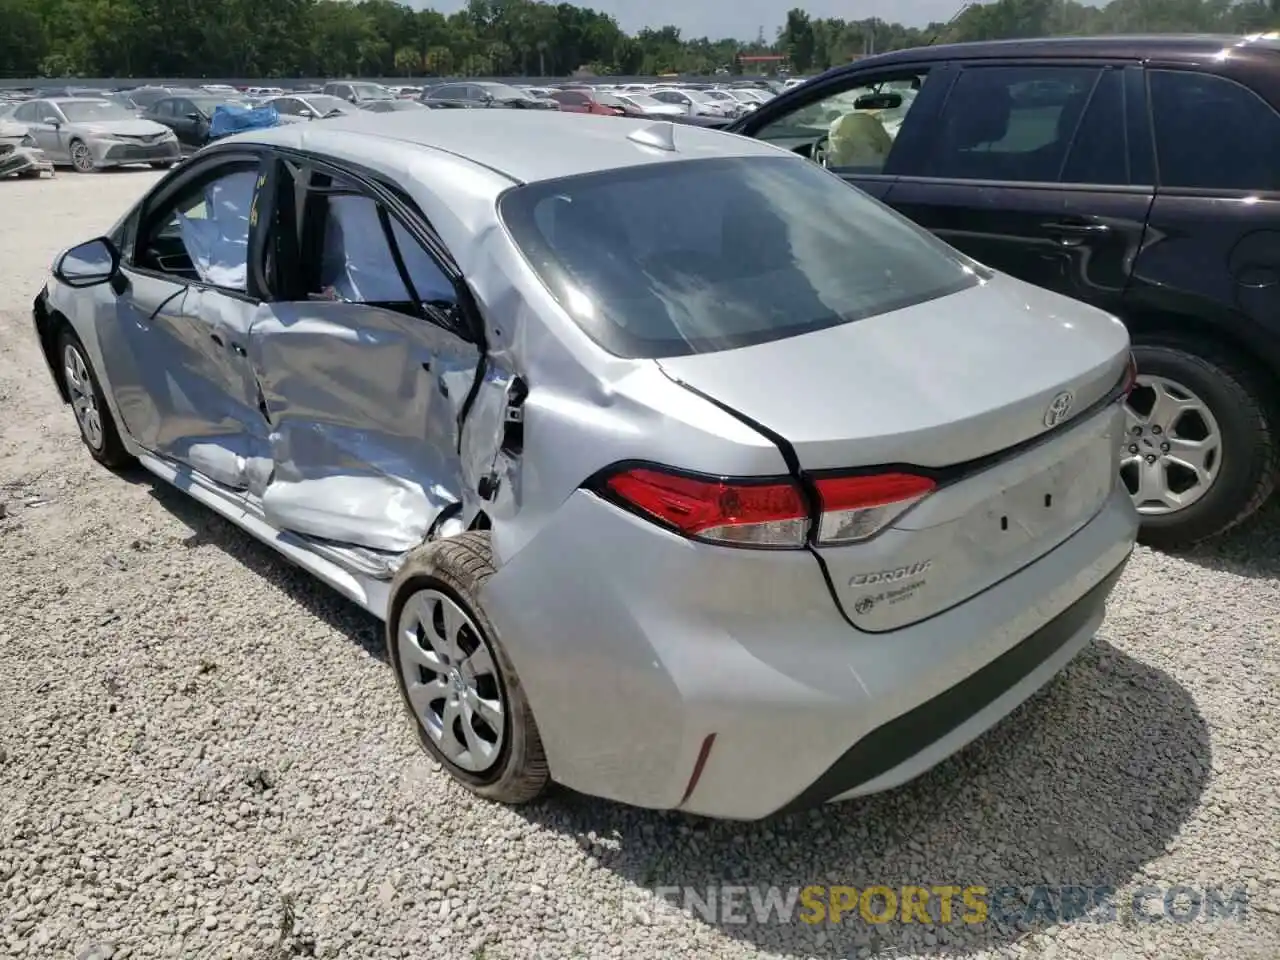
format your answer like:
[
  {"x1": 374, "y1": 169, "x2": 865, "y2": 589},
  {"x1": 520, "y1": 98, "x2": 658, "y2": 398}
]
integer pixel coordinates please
[
  {"x1": 812, "y1": 473, "x2": 936, "y2": 544},
  {"x1": 598, "y1": 466, "x2": 936, "y2": 548},
  {"x1": 604, "y1": 468, "x2": 808, "y2": 547},
  {"x1": 1121, "y1": 352, "x2": 1139, "y2": 396}
]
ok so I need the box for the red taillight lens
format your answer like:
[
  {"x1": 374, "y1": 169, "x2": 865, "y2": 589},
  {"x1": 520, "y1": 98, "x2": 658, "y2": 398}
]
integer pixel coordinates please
[
  {"x1": 1122, "y1": 352, "x2": 1139, "y2": 396},
  {"x1": 603, "y1": 467, "x2": 808, "y2": 547},
  {"x1": 813, "y1": 473, "x2": 936, "y2": 544}
]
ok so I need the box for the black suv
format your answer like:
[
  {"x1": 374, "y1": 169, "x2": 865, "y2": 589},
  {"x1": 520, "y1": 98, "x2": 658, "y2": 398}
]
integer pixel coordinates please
[{"x1": 729, "y1": 35, "x2": 1280, "y2": 548}]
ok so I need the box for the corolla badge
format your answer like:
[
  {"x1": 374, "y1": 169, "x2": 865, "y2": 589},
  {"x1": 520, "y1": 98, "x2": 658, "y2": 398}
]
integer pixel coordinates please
[{"x1": 1043, "y1": 390, "x2": 1075, "y2": 428}]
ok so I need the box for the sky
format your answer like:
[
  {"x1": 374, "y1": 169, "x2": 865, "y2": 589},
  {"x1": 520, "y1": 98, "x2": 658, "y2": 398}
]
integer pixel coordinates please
[{"x1": 411, "y1": 0, "x2": 970, "y2": 43}]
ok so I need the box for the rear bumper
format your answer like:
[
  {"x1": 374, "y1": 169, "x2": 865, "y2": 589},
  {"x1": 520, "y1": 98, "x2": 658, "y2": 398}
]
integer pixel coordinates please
[{"x1": 481, "y1": 483, "x2": 1138, "y2": 820}]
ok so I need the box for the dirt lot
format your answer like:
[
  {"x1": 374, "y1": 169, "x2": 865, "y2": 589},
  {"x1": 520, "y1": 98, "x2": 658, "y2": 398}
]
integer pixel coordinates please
[{"x1": 1, "y1": 171, "x2": 1278, "y2": 960}]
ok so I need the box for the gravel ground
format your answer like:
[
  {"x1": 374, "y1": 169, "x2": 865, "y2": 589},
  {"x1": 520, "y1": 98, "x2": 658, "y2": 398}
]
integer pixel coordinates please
[{"x1": 1, "y1": 171, "x2": 1278, "y2": 960}]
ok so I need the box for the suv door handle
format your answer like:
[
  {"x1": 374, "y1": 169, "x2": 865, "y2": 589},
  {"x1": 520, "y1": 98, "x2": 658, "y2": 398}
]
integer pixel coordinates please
[{"x1": 1041, "y1": 220, "x2": 1110, "y2": 235}]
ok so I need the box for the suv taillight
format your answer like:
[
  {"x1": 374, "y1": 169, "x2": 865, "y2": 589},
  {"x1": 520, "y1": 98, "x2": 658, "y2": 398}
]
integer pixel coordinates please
[{"x1": 598, "y1": 466, "x2": 935, "y2": 548}]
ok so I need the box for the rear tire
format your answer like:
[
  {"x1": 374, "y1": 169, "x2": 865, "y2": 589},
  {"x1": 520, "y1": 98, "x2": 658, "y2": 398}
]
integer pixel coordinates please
[
  {"x1": 57, "y1": 327, "x2": 134, "y2": 469},
  {"x1": 386, "y1": 531, "x2": 549, "y2": 805},
  {"x1": 1126, "y1": 338, "x2": 1276, "y2": 549}
]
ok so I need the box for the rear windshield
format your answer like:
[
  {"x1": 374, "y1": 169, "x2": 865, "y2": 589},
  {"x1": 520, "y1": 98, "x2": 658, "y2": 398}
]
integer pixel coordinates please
[{"x1": 498, "y1": 155, "x2": 982, "y2": 358}]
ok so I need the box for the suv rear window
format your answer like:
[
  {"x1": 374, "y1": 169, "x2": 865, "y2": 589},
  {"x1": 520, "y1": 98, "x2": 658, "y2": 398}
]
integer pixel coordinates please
[
  {"x1": 1148, "y1": 69, "x2": 1280, "y2": 192},
  {"x1": 499, "y1": 156, "x2": 981, "y2": 358}
]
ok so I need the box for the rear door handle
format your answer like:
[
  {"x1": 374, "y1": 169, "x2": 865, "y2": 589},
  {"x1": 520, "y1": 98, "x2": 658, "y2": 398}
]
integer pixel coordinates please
[{"x1": 1041, "y1": 220, "x2": 1110, "y2": 235}]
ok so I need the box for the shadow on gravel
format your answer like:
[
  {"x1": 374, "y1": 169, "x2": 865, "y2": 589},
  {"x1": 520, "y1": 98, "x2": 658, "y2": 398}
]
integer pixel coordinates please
[
  {"x1": 130, "y1": 468, "x2": 386, "y2": 662},
  {"x1": 517, "y1": 640, "x2": 1210, "y2": 958},
  {"x1": 1173, "y1": 497, "x2": 1280, "y2": 580}
]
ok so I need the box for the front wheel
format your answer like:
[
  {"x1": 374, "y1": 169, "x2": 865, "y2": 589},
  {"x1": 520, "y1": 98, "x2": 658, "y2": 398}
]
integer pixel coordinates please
[
  {"x1": 1122, "y1": 339, "x2": 1276, "y2": 548},
  {"x1": 386, "y1": 532, "x2": 549, "y2": 805},
  {"x1": 69, "y1": 139, "x2": 96, "y2": 173},
  {"x1": 58, "y1": 328, "x2": 133, "y2": 469}
]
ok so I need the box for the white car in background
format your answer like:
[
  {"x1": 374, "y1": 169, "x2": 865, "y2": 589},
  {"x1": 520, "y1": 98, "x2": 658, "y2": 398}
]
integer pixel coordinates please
[
  {"x1": 613, "y1": 93, "x2": 685, "y2": 119},
  {"x1": 648, "y1": 88, "x2": 729, "y2": 118}
]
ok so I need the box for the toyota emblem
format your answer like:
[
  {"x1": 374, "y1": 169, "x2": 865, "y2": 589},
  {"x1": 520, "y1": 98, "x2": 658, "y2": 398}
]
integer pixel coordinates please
[{"x1": 1043, "y1": 390, "x2": 1075, "y2": 428}]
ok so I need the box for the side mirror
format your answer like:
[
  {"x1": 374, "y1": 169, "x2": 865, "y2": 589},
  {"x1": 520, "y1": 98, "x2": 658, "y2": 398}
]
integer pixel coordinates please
[
  {"x1": 43, "y1": 116, "x2": 61, "y2": 127},
  {"x1": 185, "y1": 112, "x2": 203, "y2": 121},
  {"x1": 53, "y1": 237, "x2": 120, "y2": 289},
  {"x1": 301, "y1": 108, "x2": 317, "y2": 119}
]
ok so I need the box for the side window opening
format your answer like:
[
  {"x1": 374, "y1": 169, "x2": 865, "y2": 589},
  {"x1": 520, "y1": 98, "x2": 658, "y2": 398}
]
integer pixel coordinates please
[
  {"x1": 753, "y1": 70, "x2": 930, "y2": 174},
  {"x1": 292, "y1": 170, "x2": 463, "y2": 333},
  {"x1": 927, "y1": 66, "x2": 1106, "y2": 183},
  {"x1": 135, "y1": 165, "x2": 260, "y2": 291}
]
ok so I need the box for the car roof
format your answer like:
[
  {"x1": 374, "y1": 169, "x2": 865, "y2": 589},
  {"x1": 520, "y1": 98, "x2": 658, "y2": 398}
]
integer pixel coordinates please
[
  {"x1": 233, "y1": 109, "x2": 786, "y2": 185},
  {"x1": 837, "y1": 33, "x2": 1280, "y2": 70}
]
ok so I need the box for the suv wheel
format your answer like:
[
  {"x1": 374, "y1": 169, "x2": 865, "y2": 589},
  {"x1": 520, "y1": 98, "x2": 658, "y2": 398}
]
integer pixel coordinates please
[{"x1": 1123, "y1": 339, "x2": 1276, "y2": 548}]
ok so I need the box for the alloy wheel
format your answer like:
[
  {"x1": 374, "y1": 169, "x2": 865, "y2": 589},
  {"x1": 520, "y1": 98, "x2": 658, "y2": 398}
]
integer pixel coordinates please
[
  {"x1": 396, "y1": 588, "x2": 505, "y2": 773},
  {"x1": 70, "y1": 142, "x2": 95, "y2": 172},
  {"x1": 1120, "y1": 374, "x2": 1222, "y2": 515},
  {"x1": 63, "y1": 343, "x2": 104, "y2": 450}
]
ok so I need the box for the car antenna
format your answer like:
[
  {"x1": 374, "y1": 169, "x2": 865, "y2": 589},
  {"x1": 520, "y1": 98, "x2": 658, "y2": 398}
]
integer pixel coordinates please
[
  {"x1": 627, "y1": 121, "x2": 677, "y2": 152},
  {"x1": 926, "y1": 1, "x2": 973, "y2": 44}
]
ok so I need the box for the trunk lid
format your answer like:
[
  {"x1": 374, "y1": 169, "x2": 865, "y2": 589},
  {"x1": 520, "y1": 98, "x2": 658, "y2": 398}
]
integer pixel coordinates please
[{"x1": 656, "y1": 273, "x2": 1130, "y2": 630}]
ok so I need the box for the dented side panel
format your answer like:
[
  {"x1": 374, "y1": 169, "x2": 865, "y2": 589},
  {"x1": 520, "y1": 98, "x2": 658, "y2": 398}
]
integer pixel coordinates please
[{"x1": 249, "y1": 300, "x2": 480, "y2": 553}]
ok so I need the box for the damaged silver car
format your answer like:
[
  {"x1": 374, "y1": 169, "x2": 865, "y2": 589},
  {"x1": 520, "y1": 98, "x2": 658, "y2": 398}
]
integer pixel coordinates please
[
  {"x1": 34, "y1": 111, "x2": 1139, "y2": 820},
  {"x1": 0, "y1": 118, "x2": 54, "y2": 178}
]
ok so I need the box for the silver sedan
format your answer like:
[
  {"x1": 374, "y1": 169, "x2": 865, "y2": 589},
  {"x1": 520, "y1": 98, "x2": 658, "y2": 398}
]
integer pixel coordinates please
[
  {"x1": 34, "y1": 111, "x2": 1137, "y2": 819},
  {"x1": 8, "y1": 97, "x2": 179, "y2": 171}
]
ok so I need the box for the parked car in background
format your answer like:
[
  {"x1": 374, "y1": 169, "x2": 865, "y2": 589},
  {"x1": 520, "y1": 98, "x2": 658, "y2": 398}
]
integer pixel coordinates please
[
  {"x1": 9, "y1": 97, "x2": 178, "y2": 171},
  {"x1": 35, "y1": 110, "x2": 1136, "y2": 820},
  {"x1": 648, "y1": 87, "x2": 732, "y2": 118},
  {"x1": 421, "y1": 81, "x2": 556, "y2": 109},
  {"x1": 0, "y1": 118, "x2": 54, "y2": 178},
  {"x1": 144, "y1": 94, "x2": 254, "y2": 153},
  {"x1": 200, "y1": 84, "x2": 239, "y2": 96},
  {"x1": 732, "y1": 34, "x2": 1280, "y2": 546},
  {"x1": 719, "y1": 87, "x2": 765, "y2": 112},
  {"x1": 126, "y1": 86, "x2": 205, "y2": 110},
  {"x1": 359, "y1": 99, "x2": 428, "y2": 113},
  {"x1": 322, "y1": 80, "x2": 396, "y2": 106},
  {"x1": 264, "y1": 94, "x2": 354, "y2": 121},
  {"x1": 700, "y1": 87, "x2": 751, "y2": 117},
  {"x1": 103, "y1": 91, "x2": 142, "y2": 115},
  {"x1": 547, "y1": 88, "x2": 630, "y2": 115},
  {"x1": 612, "y1": 93, "x2": 686, "y2": 119}
]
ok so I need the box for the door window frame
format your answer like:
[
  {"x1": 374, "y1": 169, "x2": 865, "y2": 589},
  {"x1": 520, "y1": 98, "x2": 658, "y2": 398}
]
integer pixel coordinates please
[
  {"x1": 127, "y1": 148, "x2": 272, "y2": 304},
  {"x1": 890, "y1": 57, "x2": 1151, "y2": 196},
  {"x1": 263, "y1": 148, "x2": 485, "y2": 346}
]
